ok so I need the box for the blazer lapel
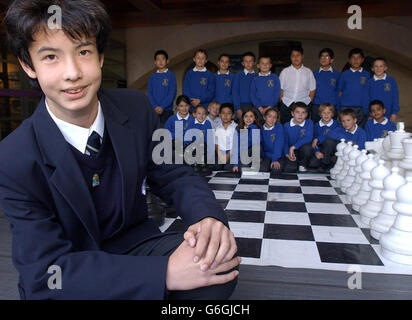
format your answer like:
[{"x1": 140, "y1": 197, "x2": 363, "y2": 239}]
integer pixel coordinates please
[{"x1": 32, "y1": 97, "x2": 100, "y2": 246}]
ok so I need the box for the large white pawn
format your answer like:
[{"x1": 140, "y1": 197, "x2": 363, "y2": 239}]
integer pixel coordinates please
[
  {"x1": 346, "y1": 149, "x2": 368, "y2": 204},
  {"x1": 380, "y1": 175, "x2": 412, "y2": 265},
  {"x1": 381, "y1": 132, "x2": 393, "y2": 169},
  {"x1": 336, "y1": 142, "x2": 354, "y2": 188},
  {"x1": 330, "y1": 139, "x2": 347, "y2": 180},
  {"x1": 341, "y1": 145, "x2": 361, "y2": 193},
  {"x1": 387, "y1": 122, "x2": 410, "y2": 171},
  {"x1": 351, "y1": 154, "x2": 378, "y2": 212},
  {"x1": 399, "y1": 138, "x2": 412, "y2": 178},
  {"x1": 359, "y1": 160, "x2": 390, "y2": 226},
  {"x1": 370, "y1": 167, "x2": 405, "y2": 240}
]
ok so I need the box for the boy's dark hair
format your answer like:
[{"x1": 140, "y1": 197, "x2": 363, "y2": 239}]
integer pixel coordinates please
[
  {"x1": 218, "y1": 53, "x2": 230, "y2": 61},
  {"x1": 219, "y1": 103, "x2": 234, "y2": 114},
  {"x1": 291, "y1": 102, "x2": 308, "y2": 112},
  {"x1": 194, "y1": 104, "x2": 207, "y2": 113},
  {"x1": 348, "y1": 48, "x2": 365, "y2": 59},
  {"x1": 258, "y1": 56, "x2": 272, "y2": 63},
  {"x1": 290, "y1": 46, "x2": 304, "y2": 55},
  {"x1": 193, "y1": 49, "x2": 208, "y2": 59},
  {"x1": 242, "y1": 51, "x2": 256, "y2": 61},
  {"x1": 4, "y1": 0, "x2": 111, "y2": 89},
  {"x1": 369, "y1": 99, "x2": 385, "y2": 111},
  {"x1": 339, "y1": 108, "x2": 357, "y2": 119},
  {"x1": 373, "y1": 57, "x2": 387, "y2": 65},
  {"x1": 175, "y1": 95, "x2": 191, "y2": 106},
  {"x1": 238, "y1": 107, "x2": 260, "y2": 130},
  {"x1": 319, "y1": 48, "x2": 334, "y2": 59},
  {"x1": 154, "y1": 50, "x2": 168, "y2": 60}
]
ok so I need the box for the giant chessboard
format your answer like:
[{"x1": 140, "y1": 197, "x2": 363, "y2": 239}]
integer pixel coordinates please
[{"x1": 159, "y1": 171, "x2": 412, "y2": 275}]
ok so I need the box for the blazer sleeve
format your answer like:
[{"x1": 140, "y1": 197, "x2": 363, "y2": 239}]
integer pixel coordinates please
[
  {"x1": 183, "y1": 71, "x2": 194, "y2": 100},
  {"x1": 391, "y1": 78, "x2": 400, "y2": 115},
  {"x1": 200, "y1": 72, "x2": 216, "y2": 104},
  {"x1": 0, "y1": 170, "x2": 169, "y2": 300},
  {"x1": 273, "y1": 76, "x2": 281, "y2": 107},
  {"x1": 250, "y1": 78, "x2": 259, "y2": 108},
  {"x1": 273, "y1": 124, "x2": 284, "y2": 162},
  {"x1": 163, "y1": 73, "x2": 177, "y2": 110},
  {"x1": 232, "y1": 74, "x2": 241, "y2": 111}
]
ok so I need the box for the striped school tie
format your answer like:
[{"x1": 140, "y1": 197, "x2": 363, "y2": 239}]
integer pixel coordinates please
[{"x1": 86, "y1": 131, "x2": 101, "y2": 156}]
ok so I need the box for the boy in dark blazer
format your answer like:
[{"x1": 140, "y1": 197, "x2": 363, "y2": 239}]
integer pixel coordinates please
[{"x1": 0, "y1": 0, "x2": 239, "y2": 300}]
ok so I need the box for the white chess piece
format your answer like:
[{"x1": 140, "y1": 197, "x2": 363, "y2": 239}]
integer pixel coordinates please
[
  {"x1": 386, "y1": 122, "x2": 410, "y2": 173},
  {"x1": 351, "y1": 154, "x2": 378, "y2": 212},
  {"x1": 330, "y1": 139, "x2": 346, "y2": 180},
  {"x1": 341, "y1": 145, "x2": 361, "y2": 193},
  {"x1": 380, "y1": 175, "x2": 412, "y2": 265},
  {"x1": 370, "y1": 167, "x2": 405, "y2": 240},
  {"x1": 381, "y1": 132, "x2": 393, "y2": 169},
  {"x1": 359, "y1": 160, "x2": 390, "y2": 226},
  {"x1": 336, "y1": 142, "x2": 353, "y2": 188},
  {"x1": 346, "y1": 149, "x2": 368, "y2": 204},
  {"x1": 365, "y1": 138, "x2": 384, "y2": 155},
  {"x1": 399, "y1": 138, "x2": 412, "y2": 178}
]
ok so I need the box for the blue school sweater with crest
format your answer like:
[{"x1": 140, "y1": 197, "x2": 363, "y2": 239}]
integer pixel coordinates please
[
  {"x1": 313, "y1": 68, "x2": 340, "y2": 106},
  {"x1": 232, "y1": 71, "x2": 257, "y2": 111},
  {"x1": 337, "y1": 69, "x2": 370, "y2": 114},
  {"x1": 164, "y1": 114, "x2": 195, "y2": 141},
  {"x1": 214, "y1": 72, "x2": 235, "y2": 104},
  {"x1": 183, "y1": 69, "x2": 216, "y2": 111},
  {"x1": 363, "y1": 75, "x2": 400, "y2": 118},
  {"x1": 147, "y1": 70, "x2": 177, "y2": 111},
  {"x1": 250, "y1": 73, "x2": 281, "y2": 108},
  {"x1": 328, "y1": 125, "x2": 367, "y2": 150},
  {"x1": 233, "y1": 123, "x2": 260, "y2": 167},
  {"x1": 365, "y1": 118, "x2": 396, "y2": 141},
  {"x1": 260, "y1": 123, "x2": 284, "y2": 162},
  {"x1": 283, "y1": 120, "x2": 314, "y2": 155},
  {"x1": 191, "y1": 119, "x2": 213, "y2": 144},
  {"x1": 312, "y1": 119, "x2": 339, "y2": 153}
]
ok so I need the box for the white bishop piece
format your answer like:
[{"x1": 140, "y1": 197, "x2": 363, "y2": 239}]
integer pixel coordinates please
[
  {"x1": 340, "y1": 145, "x2": 361, "y2": 193},
  {"x1": 346, "y1": 149, "x2": 368, "y2": 204},
  {"x1": 335, "y1": 142, "x2": 353, "y2": 188},
  {"x1": 351, "y1": 154, "x2": 378, "y2": 212},
  {"x1": 330, "y1": 139, "x2": 346, "y2": 180},
  {"x1": 386, "y1": 123, "x2": 411, "y2": 174},
  {"x1": 359, "y1": 160, "x2": 390, "y2": 226},
  {"x1": 370, "y1": 167, "x2": 405, "y2": 240}
]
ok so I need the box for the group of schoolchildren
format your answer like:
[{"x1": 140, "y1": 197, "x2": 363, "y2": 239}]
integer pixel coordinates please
[{"x1": 147, "y1": 46, "x2": 400, "y2": 175}]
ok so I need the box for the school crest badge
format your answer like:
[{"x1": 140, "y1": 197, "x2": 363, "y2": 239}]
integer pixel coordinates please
[
  {"x1": 384, "y1": 83, "x2": 391, "y2": 92},
  {"x1": 225, "y1": 79, "x2": 231, "y2": 87},
  {"x1": 200, "y1": 77, "x2": 207, "y2": 85},
  {"x1": 184, "y1": 122, "x2": 189, "y2": 130},
  {"x1": 360, "y1": 77, "x2": 367, "y2": 85},
  {"x1": 271, "y1": 133, "x2": 276, "y2": 142},
  {"x1": 162, "y1": 78, "x2": 169, "y2": 86},
  {"x1": 300, "y1": 129, "x2": 306, "y2": 137},
  {"x1": 268, "y1": 80, "x2": 274, "y2": 88},
  {"x1": 330, "y1": 78, "x2": 336, "y2": 86},
  {"x1": 324, "y1": 128, "x2": 331, "y2": 135}
]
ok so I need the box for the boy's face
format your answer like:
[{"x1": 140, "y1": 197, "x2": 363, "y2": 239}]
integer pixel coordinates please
[
  {"x1": 349, "y1": 53, "x2": 364, "y2": 69},
  {"x1": 291, "y1": 51, "x2": 303, "y2": 67},
  {"x1": 319, "y1": 52, "x2": 333, "y2": 67},
  {"x1": 155, "y1": 54, "x2": 168, "y2": 71},
  {"x1": 241, "y1": 55, "x2": 255, "y2": 72},
  {"x1": 194, "y1": 107, "x2": 207, "y2": 123},
  {"x1": 370, "y1": 104, "x2": 386, "y2": 122},
  {"x1": 258, "y1": 58, "x2": 272, "y2": 74},
  {"x1": 208, "y1": 103, "x2": 220, "y2": 117},
  {"x1": 193, "y1": 52, "x2": 207, "y2": 69},
  {"x1": 372, "y1": 60, "x2": 388, "y2": 77},
  {"x1": 218, "y1": 56, "x2": 230, "y2": 72},
  {"x1": 20, "y1": 30, "x2": 104, "y2": 122},
  {"x1": 219, "y1": 107, "x2": 233, "y2": 124},
  {"x1": 264, "y1": 110, "x2": 278, "y2": 128},
  {"x1": 340, "y1": 114, "x2": 357, "y2": 131},
  {"x1": 291, "y1": 107, "x2": 307, "y2": 124},
  {"x1": 320, "y1": 108, "x2": 334, "y2": 123},
  {"x1": 177, "y1": 101, "x2": 190, "y2": 117}
]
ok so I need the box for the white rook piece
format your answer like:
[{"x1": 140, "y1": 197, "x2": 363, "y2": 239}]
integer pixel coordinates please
[
  {"x1": 359, "y1": 160, "x2": 390, "y2": 226},
  {"x1": 330, "y1": 139, "x2": 346, "y2": 180},
  {"x1": 370, "y1": 167, "x2": 405, "y2": 240},
  {"x1": 351, "y1": 154, "x2": 378, "y2": 212},
  {"x1": 346, "y1": 149, "x2": 368, "y2": 204},
  {"x1": 341, "y1": 145, "x2": 361, "y2": 193},
  {"x1": 380, "y1": 175, "x2": 412, "y2": 265}
]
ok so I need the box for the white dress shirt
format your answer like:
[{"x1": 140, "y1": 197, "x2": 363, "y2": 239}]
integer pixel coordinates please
[
  {"x1": 46, "y1": 100, "x2": 104, "y2": 154},
  {"x1": 214, "y1": 121, "x2": 238, "y2": 151},
  {"x1": 279, "y1": 65, "x2": 316, "y2": 106}
]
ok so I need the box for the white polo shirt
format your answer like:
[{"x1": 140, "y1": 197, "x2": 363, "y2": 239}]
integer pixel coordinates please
[
  {"x1": 214, "y1": 121, "x2": 238, "y2": 151},
  {"x1": 279, "y1": 65, "x2": 316, "y2": 107}
]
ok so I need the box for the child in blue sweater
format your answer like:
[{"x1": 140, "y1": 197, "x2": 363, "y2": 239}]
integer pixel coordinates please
[
  {"x1": 282, "y1": 102, "x2": 314, "y2": 173},
  {"x1": 233, "y1": 108, "x2": 261, "y2": 173},
  {"x1": 365, "y1": 100, "x2": 396, "y2": 141},
  {"x1": 308, "y1": 103, "x2": 339, "y2": 172},
  {"x1": 214, "y1": 53, "x2": 235, "y2": 105},
  {"x1": 260, "y1": 108, "x2": 284, "y2": 174},
  {"x1": 363, "y1": 58, "x2": 400, "y2": 123},
  {"x1": 250, "y1": 56, "x2": 281, "y2": 122},
  {"x1": 232, "y1": 52, "x2": 257, "y2": 121},
  {"x1": 312, "y1": 48, "x2": 340, "y2": 123},
  {"x1": 147, "y1": 50, "x2": 177, "y2": 126},
  {"x1": 183, "y1": 49, "x2": 216, "y2": 112},
  {"x1": 337, "y1": 48, "x2": 370, "y2": 128},
  {"x1": 328, "y1": 108, "x2": 367, "y2": 150}
]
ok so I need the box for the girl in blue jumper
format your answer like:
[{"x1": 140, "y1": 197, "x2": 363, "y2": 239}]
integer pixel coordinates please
[
  {"x1": 260, "y1": 108, "x2": 284, "y2": 174},
  {"x1": 233, "y1": 108, "x2": 261, "y2": 172}
]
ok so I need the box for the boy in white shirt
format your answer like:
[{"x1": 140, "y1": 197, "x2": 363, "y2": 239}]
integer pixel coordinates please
[{"x1": 279, "y1": 47, "x2": 316, "y2": 124}]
